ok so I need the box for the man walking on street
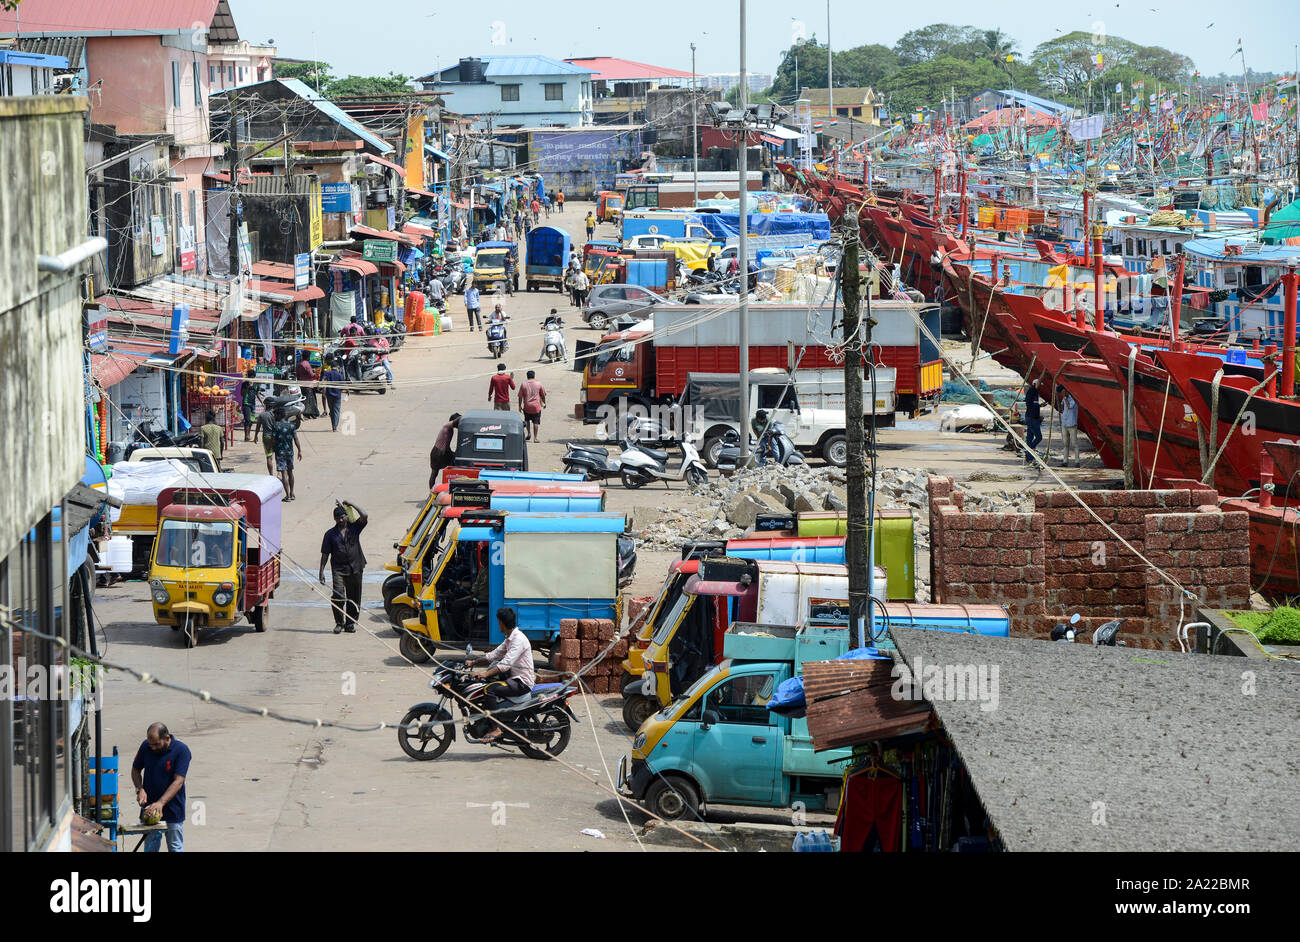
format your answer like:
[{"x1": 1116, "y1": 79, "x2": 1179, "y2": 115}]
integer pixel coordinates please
[
  {"x1": 322, "y1": 357, "x2": 345, "y2": 432},
  {"x1": 584, "y1": 211, "x2": 596, "y2": 242},
  {"x1": 518, "y1": 370, "x2": 546, "y2": 442},
  {"x1": 556, "y1": 190, "x2": 565, "y2": 213},
  {"x1": 572, "y1": 267, "x2": 590, "y2": 310},
  {"x1": 1060, "y1": 391, "x2": 1080, "y2": 468},
  {"x1": 465, "y1": 283, "x2": 482, "y2": 331},
  {"x1": 271, "y1": 411, "x2": 303, "y2": 501},
  {"x1": 241, "y1": 369, "x2": 259, "y2": 442},
  {"x1": 132, "y1": 722, "x2": 190, "y2": 852},
  {"x1": 319, "y1": 501, "x2": 368, "y2": 634},
  {"x1": 297, "y1": 353, "x2": 320, "y2": 418},
  {"x1": 489, "y1": 363, "x2": 515, "y2": 411},
  {"x1": 429, "y1": 413, "x2": 462, "y2": 488},
  {"x1": 198, "y1": 409, "x2": 224, "y2": 471},
  {"x1": 1023, "y1": 381, "x2": 1042, "y2": 463}
]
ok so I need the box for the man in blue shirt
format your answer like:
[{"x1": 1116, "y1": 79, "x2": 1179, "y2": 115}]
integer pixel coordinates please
[
  {"x1": 465, "y1": 284, "x2": 482, "y2": 331},
  {"x1": 132, "y1": 722, "x2": 191, "y2": 852},
  {"x1": 1023, "y1": 381, "x2": 1042, "y2": 463},
  {"x1": 321, "y1": 356, "x2": 345, "y2": 432}
]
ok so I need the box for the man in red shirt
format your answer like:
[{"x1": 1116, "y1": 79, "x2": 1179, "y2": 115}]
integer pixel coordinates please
[
  {"x1": 488, "y1": 363, "x2": 515, "y2": 411},
  {"x1": 517, "y1": 370, "x2": 547, "y2": 442}
]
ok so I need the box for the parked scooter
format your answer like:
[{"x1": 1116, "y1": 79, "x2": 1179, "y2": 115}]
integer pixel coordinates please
[
  {"x1": 486, "y1": 313, "x2": 509, "y2": 358},
  {"x1": 263, "y1": 386, "x2": 306, "y2": 427},
  {"x1": 397, "y1": 656, "x2": 578, "y2": 761},
  {"x1": 619, "y1": 439, "x2": 709, "y2": 490},
  {"x1": 342, "y1": 349, "x2": 391, "y2": 394},
  {"x1": 1050, "y1": 612, "x2": 1125, "y2": 646},
  {"x1": 562, "y1": 441, "x2": 624, "y2": 481},
  {"x1": 714, "y1": 422, "x2": 805, "y2": 473}
]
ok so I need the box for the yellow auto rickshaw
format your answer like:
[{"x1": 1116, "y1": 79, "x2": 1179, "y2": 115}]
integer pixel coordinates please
[{"x1": 148, "y1": 473, "x2": 283, "y2": 647}]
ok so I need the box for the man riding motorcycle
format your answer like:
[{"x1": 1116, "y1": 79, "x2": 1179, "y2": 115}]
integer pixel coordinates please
[
  {"x1": 470, "y1": 607, "x2": 535, "y2": 741},
  {"x1": 538, "y1": 309, "x2": 567, "y2": 362}
]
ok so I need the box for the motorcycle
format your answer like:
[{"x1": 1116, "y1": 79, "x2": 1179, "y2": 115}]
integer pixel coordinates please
[
  {"x1": 540, "y1": 316, "x2": 566, "y2": 363},
  {"x1": 715, "y1": 423, "x2": 805, "y2": 473},
  {"x1": 397, "y1": 657, "x2": 578, "y2": 761},
  {"x1": 123, "y1": 422, "x2": 201, "y2": 458},
  {"x1": 486, "y1": 315, "x2": 509, "y2": 358},
  {"x1": 1050, "y1": 612, "x2": 1126, "y2": 646},
  {"x1": 342, "y1": 349, "x2": 391, "y2": 394},
  {"x1": 263, "y1": 385, "x2": 306, "y2": 427},
  {"x1": 562, "y1": 441, "x2": 622, "y2": 480},
  {"x1": 619, "y1": 439, "x2": 709, "y2": 490},
  {"x1": 685, "y1": 268, "x2": 737, "y2": 295}
]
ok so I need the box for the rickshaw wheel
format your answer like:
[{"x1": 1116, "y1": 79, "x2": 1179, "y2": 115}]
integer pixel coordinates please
[
  {"x1": 250, "y1": 604, "x2": 268, "y2": 632},
  {"x1": 182, "y1": 617, "x2": 198, "y2": 648},
  {"x1": 622, "y1": 695, "x2": 659, "y2": 732},
  {"x1": 389, "y1": 603, "x2": 417, "y2": 631},
  {"x1": 399, "y1": 631, "x2": 433, "y2": 664}
]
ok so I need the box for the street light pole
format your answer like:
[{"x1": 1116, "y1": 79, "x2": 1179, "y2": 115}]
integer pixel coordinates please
[
  {"x1": 826, "y1": 0, "x2": 833, "y2": 123},
  {"x1": 738, "y1": 0, "x2": 750, "y2": 464},
  {"x1": 691, "y1": 42, "x2": 699, "y2": 208}
]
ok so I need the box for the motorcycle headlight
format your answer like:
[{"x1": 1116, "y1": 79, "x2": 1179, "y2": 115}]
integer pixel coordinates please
[
  {"x1": 212, "y1": 589, "x2": 233, "y2": 606},
  {"x1": 633, "y1": 733, "x2": 647, "y2": 751}
]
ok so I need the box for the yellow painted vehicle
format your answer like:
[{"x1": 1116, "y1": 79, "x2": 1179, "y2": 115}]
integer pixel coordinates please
[
  {"x1": 147, "y1": 474, "x2": 283, "y2": 648},
  {"x1": 473, "y1": 241, "x2": 519, "y2": 293}
]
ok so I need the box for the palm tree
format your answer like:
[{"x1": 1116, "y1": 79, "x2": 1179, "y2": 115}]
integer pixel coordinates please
[{"x1": 981, "y1": 30, "x2": 1018, "y2": 77}]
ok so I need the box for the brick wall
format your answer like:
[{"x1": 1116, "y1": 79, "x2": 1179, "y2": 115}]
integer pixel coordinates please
[{"x1": 928, "y1": 477, "x2": 1250, "y2": 650}]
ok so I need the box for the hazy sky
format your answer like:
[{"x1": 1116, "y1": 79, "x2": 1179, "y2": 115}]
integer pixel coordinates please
[{"x1": 234, "y1": 0, "x2": 1298, "y2": 79}]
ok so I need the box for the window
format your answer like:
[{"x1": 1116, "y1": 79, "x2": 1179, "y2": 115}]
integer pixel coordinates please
[
  {"x1": 701, "y1": 673, "x2": 778, "y2": 725},
  {"x1": 836, "y1": 107, "x2": 849, "y2": 116},
  {"x1": 544, "y1": 83, "x2": 564, "y2": 101},
  {"x1": 852, "y1": 106, "x2": 862, "y2": 116},
  {"x1": 1125, "y1": 238, "x2": 1134, "y2": 255},
  {"x1": 500, "y1": 84, "x2": 520, "y2": 102},
  {"x1": 193, "y1": 61, "x2": 202, "y2": 106},
  {"x1": 227, "y1": 64, "x2": 234, "y2": 82},
  {"x1": 172, "y1": 61, "x2": 180, "y2": 107},
  {"x1": 209, "y1": 64, "x2": 216, "y2": 84},
  {"x1": 757, "y1": 384, "x2": 798, "y2": 411},
  {"x1": 189, "y1": 189, "x2": 198, "y2": 231}
]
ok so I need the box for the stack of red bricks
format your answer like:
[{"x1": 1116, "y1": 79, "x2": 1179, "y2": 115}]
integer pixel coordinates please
[
  {"x1": 928, "y1": 475, "x2": 1252, "y2": 650},
  {"x1": 553, "y1": 618, "x2": 629, "y2": 693}
]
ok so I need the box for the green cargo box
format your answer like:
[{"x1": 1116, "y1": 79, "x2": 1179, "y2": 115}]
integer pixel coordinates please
[{"x1": 796, "y1": 510, "x2": 915, "y2": 602}]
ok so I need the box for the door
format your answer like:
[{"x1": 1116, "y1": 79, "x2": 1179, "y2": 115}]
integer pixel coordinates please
[
  {"x1": 623, "y1": 286, "x2": 655, "y2": 319},
  {"x1": 688, "y1": 670, "x2": 781, "y2": 804}
]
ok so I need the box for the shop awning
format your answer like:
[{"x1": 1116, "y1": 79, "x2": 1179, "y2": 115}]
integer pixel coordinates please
[
  {"x1": 90, "y1": 342, "x2": 195, "y2": 389},
  {"x1": 328, "y1": 257, "x2": 379, "y2": 276},
  {"x1": 407, "y1": 187, "x2": 436, "y2": 199},
  {"x1": 349, "y1": 224, "x2": 420, "y2": 246},
  {"x1": 364, "y1": 153, "x2": 407, "y2": 178},
  {"x1": 248, "y1": 278, "x2": 325, "y2": 303},
  {"x1": 251, "y1": 260, "x2": 296, "y2": 280},
  {"x1": 402, "y1": 221, "x2": 437, "y2": 239},
  {"x1": 424, "y1": 143, "x2": 451, "y2": 161}
]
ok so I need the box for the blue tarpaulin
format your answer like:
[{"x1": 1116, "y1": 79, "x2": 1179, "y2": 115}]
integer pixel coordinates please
[{"x1": 698, "y1": 211, "x2": 832, "y2": 244}]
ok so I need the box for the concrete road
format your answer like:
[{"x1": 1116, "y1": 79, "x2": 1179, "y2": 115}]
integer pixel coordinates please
[{"x1": 93, "y1": 202, "x2": 1048, "y2": 851}]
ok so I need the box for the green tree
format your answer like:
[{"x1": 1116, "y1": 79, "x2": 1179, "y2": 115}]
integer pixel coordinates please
[
  {"x1": 893, "y1": 24, "x2": 981, "y2": 65},
  {"x1": 325, "y1": 73, "x2": 412, "y2": 98},
  {"x1": 273, "y1": 59, "x2": 335, "y2": 89},
  {"x1": 881, "y1": 55, "x2": 1006, "y2": 114},
  {"x1": 833, "y1": 44, "x2": 901, "y2": 90},
  {"x1": 768, "y1": 37, "x2": 829, "y2": 102}
]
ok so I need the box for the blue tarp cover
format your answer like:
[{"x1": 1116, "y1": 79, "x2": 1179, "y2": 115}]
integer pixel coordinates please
[{"x1": 698, "y1": 211, "x2": 832, "y2": 244}]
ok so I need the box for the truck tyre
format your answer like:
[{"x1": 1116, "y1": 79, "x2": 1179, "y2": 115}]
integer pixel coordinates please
[
  {"x1": 644, "y1": 775, "x2": 700, "y2": 821},
  {"x1": 399, "y1": 631, "x2": 433, "y2": 664},
  {"x1": 702, "y1": 435, "x2": 724, "y2": 469},
  {"x1": 822, "y1": 434, "x2": 848, "y2": 467},
  {"x1": 622, "y1": 695, "x2": 660, "y2": 732},
  {"x1": 588, "y1": 312, "x2": 610, "y2": 332}
]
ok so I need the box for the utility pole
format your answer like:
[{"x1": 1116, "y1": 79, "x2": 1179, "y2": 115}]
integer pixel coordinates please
[
  {"x1": 227, "y1": 92, "x2": 242, "y2": 283},
  {"x1": 826, "y1": 0, "x2": 833, "y2": 123},
  {"x1": 737, "y1": 0, "x2": 750, "y2": 465},
  {"x1": 394, "y1": 100, "x2": 414, "y2": 225},
  {"x1": 840, "y1": 208, "x2": 870, "y2": 647},
  {"x1": 691, "y1": 43, "x2": 699, "y2": 208}
]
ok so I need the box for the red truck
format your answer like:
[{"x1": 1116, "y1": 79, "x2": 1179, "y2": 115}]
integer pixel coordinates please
[{"x1": 574, "y1": 300, "x2": 943, "y2": 423}]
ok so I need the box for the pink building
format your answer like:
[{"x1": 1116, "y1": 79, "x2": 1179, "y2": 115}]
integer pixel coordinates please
[{"x1": 0, "y1": 0, "x2": 271, "y2": 281}]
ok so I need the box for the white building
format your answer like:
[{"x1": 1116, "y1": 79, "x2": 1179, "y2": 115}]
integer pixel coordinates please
[{"x1": 417, "y1": 55, "x2": 593, "y2": 130}]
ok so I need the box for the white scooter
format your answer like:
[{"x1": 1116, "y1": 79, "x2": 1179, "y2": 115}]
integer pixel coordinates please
[
  {"x1": 539, "y1": 314, "x2": 566, "y2": 363},
  {"x1": 619, "y1": 439, "x2": 709, "y2": 490}
]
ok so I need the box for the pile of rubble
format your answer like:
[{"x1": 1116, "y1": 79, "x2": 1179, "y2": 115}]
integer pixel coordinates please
[{"x1": 635, "y1": 465, "x2": 1034, "y2": 560}]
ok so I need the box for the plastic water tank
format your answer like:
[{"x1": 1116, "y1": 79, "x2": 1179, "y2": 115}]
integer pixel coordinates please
[
  {"x1": 102, "y1": 535, "x2": 134, "y2": 573},
  {"x1": 458, "y1": 58, "x2": 484, "y2": 83}
]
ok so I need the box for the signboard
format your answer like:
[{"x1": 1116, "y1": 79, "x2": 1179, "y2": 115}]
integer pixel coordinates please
[
  {"x1": 807, "y1": 597, "x2": 849, "y2": 626},
  {"x1": 237, "y1": 223, "x2": 252, "y2": 276},
  {"x1": 151, "y1": 215, "x2": 167, "y2": 256},
  {"x1": 309, "y1": 178, "x2": 324, "y2": 248},
  {"x1": 405, "y1": 115, "x2": 426, "y2": 190},
  {"x1": 169, "y1": 304, "x2": 190, "y2": 356},
  {"x1": 321, "y1": 182, "x2": 352, "y2": 213},
  {"x1": 363, "y1": 239, "x2": 398, "y2": 263},
  {"x1": 530, "y1": 130, "x2": 635, "y2": 170},
  {"x1": 294, "y1": 253, "x2": 312, "y2": 291},
  {"x1": 179, "y1": 225, "x2": 196, "y2": 271},
  {"x1": 84, "y1": 306, "x2": 109, "y2": 354}
]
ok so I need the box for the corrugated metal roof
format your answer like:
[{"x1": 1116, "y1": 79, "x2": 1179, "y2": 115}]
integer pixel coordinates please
[
  {"x1": 995, "y1": 88, "x2": 1072, "y2": 116},
  {"x1": 890, "y1": 627, "x2": 1300, "y2": 851},
  {"x1": 0, "y1": 0, "x2": 220, "y2": 36},
  {"x1": 803, "y1": 658, "x2": 935, "y2": 751},
  {"x1": 13, "y1": 36, "x2": 84, "y2": 70},
  {"x1": 565, "y1": 57, "x2": 692, "y2": 81},
  {"x1": 218, "y1": 79, "x2": 394, "y2": 155},
  {"x1": 483, "y1": 55, "x2": 594, "y2": 78}
]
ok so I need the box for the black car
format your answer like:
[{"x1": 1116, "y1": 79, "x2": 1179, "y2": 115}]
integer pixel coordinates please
[{"x1": 453, "y1": 410, "x2": 529, "y2": 471}]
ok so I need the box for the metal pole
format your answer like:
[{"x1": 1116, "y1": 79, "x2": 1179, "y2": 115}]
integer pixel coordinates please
[
  {"x1": 228, "y1": 93, "x2": 241, "y2": 282},
  {"x1": 738, "y1": 0, "x2": 750, "y2": 464},
  {"x1": 826, "y1": 0, "x2": 833, "y2": 124},
  {"x1": 840, "y1": 209, "x2": 869, "y2": 647},
  {"x1": 691, "y1": 43, "x2": 699, "y2": 208}
]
